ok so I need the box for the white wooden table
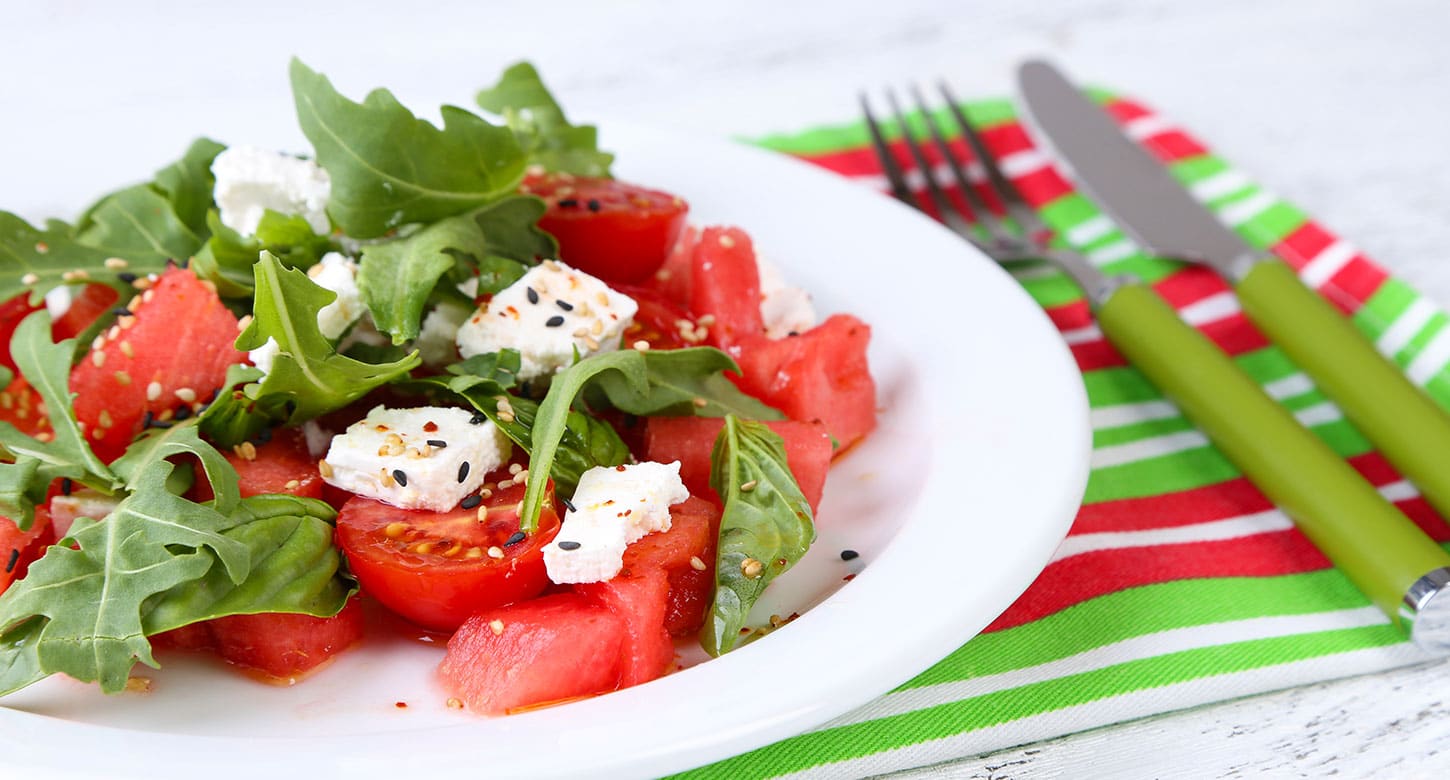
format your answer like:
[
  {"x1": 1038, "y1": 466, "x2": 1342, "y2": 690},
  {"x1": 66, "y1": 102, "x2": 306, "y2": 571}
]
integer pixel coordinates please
[{"x1": 4, "y1": 1, "x2": 1449, "y2": 776}]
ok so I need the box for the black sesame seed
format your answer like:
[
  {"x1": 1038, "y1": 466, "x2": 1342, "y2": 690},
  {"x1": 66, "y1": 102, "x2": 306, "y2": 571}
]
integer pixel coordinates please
[
  {"x1": 255, "y1": 427, "x2": 273, "y2": 444},
  {"x1": 173, "y1": 405, "x2": 191, "y2": 421},
  {"x1": 558, "y1": 198, "x2": 579, "y2": 208},
  {"x1": 460, "y1": 494, "x2": 482, "y2": 510},
  {"x1": 545, "y1": 315, "x2": 565, "y2": 327},
  {"x1": 4, "y1": 549, "x2": 17, "y2": 574},
  {"x1": 555, "y1": 300, "x2": 574, "y2": 312},
  {"x1": 457, "y1": 461, "x2": 471, "y2": 483},
  {"x1": 60, "y1": 478, "x2": 73, "y2": 496},
  {"x1": 470, "y1": 411, "x2": 487, "y2": 425},
  {"x1": 557, "y1": 541, "x2": 581, "y2": 551},
  {"x1": 505, "y1": 531, "x2": 527, "y2": 546},
  {"x1": 586, "y1": 199, "x2": 601, "y2": 212},
  {"x1": 559, "y1": 495, "x2": 576, "y2": 513},
  {"x1": 526, "y1": 286, "x2": 540, "y2": 304},
  {"x1": 142, "y1": 411, "x2": 154, "y2": 428},
  {"x1": 117, "y1": 272, "x2": 137, "y2": 283},
  {"x1": 840, "y1": 549, "x2": 860, "y2": 561},
  {"x1": 427, "y1": 439, "x2": 448, "y2": 448},
  {"x1": 392, "y1": 469, "x2": 408, "y2": 487},
  {"x1": 111, "y1": 307, "x2": 132, "y2": 317}
]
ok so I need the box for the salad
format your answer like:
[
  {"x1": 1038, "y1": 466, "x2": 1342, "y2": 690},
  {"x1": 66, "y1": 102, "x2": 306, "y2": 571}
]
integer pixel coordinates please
[{"x1": 0, "y1": 60, "x2": 876, "y2": 715}]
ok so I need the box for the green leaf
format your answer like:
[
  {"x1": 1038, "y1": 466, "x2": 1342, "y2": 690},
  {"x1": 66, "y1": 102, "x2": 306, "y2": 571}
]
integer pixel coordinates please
[
  {"x1": 0, "y1": 460, "x2": 247, "y2": 693},
  {"x1": 290, "y1": 58, "x2": 526, "y2": 238},
  {"x1": 152, "y1": 137, "x2": 228, "y2": 237},
  {"x1": 358, "y1": 215, "x2": 486, "y2": 344},
  {"x1": 703, "y1": 417, "x2": 815, "y2": 656},
  {"x1": 74, "y1": 185, "x2": 203, "y2": 265},
  {"x1": 0, "y1": 212, "x2": 139, "y2": 304},
  {"x1": 195, "y1": 364, "x2": 289, "y2": 449},
  {"x1": 589, "y1": 348, "x2": 785, "y2": 419},
  {"x1": 472, "y1": 193, "x2": 558, "y2": 265},
  {"x1": 110, "y1": 420, "x2": 241, "y2": 515},
  {"x1": 0, "y1": 472, "x2": 354, "y2": 696},
  {"x1": 517, "y1": 351, "x2": 651, "y2": 531},
  {"x1": 476, "y1": 62, "x2": 614, "y2": 177},
  {"x1": 192, "y1": 209, "x2": 334, "y2": 298},
  {"x1": 239, "y1": 252, "x2": 420, "y2": 425},
  {"x1": 0, "y1": 312, "x2": 118, "y2": 528}
]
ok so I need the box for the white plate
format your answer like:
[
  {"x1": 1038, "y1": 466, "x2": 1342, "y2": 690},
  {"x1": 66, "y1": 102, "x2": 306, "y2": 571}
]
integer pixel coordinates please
[{"x1": 0, "y1": 120, "x2": 1090, "y2": 779}]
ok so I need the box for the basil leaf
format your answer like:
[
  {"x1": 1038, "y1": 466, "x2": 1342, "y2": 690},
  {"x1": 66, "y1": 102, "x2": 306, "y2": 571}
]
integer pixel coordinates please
[
  {"x1": 358, "y1": 215, "x2": 487, "y2": 344},
  {"x1": 0, "y1": 312, "x2": 119, "y2": 528},
  {"x1": 290, "y1": 58, "x2": 526, "y2": 238},
  {"x1": 703, "y1": 416, "x2": 815, "y2": 656},
  {"x1": 192, "y1": 209, "x2": 333, "y2": 298},
  {"x1": 151, "y1": 137, "x2": 228, "y2": 237},
  {"x1": 0, "y1": 212, "x2": 138, "y2": 304},
  {"x1": 74, "y1": 185, "x2": 202, "y2": 265},
  {"x1": 237, "y1": 252, "x2": 420, "y2": 426},
  {"x1": 589, "y1": 348, "x2": 785, "y2": 419},
  {"x1": 476, "y1": 62, "x2": 614, "y2": 177}
]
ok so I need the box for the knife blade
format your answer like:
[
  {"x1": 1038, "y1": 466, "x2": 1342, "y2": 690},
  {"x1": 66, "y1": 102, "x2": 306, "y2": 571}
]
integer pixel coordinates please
[{"x1": 1016, "y1": 58, "x2": 1450, "y2": 536}]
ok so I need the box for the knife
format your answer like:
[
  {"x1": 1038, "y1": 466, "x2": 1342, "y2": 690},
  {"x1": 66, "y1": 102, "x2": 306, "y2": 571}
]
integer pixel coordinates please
[
  {"x1": 1016, "y1": 61, "x2": 1450, "y2": 527},
  {"x1": 1016, "y1": 59, "x2": 1450, "y2": 649}
]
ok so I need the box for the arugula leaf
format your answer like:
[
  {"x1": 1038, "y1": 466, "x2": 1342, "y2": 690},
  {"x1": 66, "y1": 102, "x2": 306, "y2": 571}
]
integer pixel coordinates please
[
  {"x1": 151, "y1": 137, "x2": 228, "y2": 237},
  {"x1": 0, "y1": 460, "x2": 247, "y2": 693},
  {"x1": 110, "y1": 421, "x2": 241, "y2": 514},
  {"x1": 703, "y1": 417, "x2": 816, "y2": 656},
  {"x1": 589, "y1": 348, "x2": 785, "y2": 419},
  {"x1": 192, "y1": 209, "x2": 334, "y2": 298},
  {"x1": 472, "y1": 193, "x2": 558, "y2": 265},
  {"x1": 74, "y1": 185, "x2": 203, "y2": 266},
  {"x1": 476, "y1": 62, "x2": 614, "y2": 177},
  {"x1": 290, "y1": 58, "x2": 526, "y2": 238},
  {"x1": 0, "y1": 467, "x2": 353, "y2": 696},
  {"x1": 0, "y1": 312, "x2": 118, "y2": 528},
  {"x1": 358, "y1": 215, "x2": 487, "y2": 344},
  {"x1": 195, "y1": 364, "x2": 289, "y2": 449},
  {"x1": 237, "y1": 252, "x2": 420, "y2": 425},
  {"x1": 0, "y1": 212, "x2": 137, "y2": 304}
]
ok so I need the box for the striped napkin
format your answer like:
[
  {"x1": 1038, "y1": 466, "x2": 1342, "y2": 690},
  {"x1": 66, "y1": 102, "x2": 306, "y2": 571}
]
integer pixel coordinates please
[{"x1": 677, "y1": 94, "x2": 1450, "y2": 778}]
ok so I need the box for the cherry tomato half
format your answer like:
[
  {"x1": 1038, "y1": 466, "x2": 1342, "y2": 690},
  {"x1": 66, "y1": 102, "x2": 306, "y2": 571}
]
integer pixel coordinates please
[
  {"x1": 523, "y1": 172, "x2": 689, "y2": 284},
  {"x1": 335, "y1": 481, "x2": 560, "y2": 631}
]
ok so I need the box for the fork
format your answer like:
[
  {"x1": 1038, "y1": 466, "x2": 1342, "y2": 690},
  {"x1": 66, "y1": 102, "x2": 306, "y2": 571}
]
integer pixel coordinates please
[{"x1": 860, "y1": 85, "x2": 1450, "y2": 646}]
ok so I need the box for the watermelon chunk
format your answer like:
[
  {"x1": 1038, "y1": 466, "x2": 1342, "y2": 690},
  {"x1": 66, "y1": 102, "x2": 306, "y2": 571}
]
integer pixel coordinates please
[
  {"x1": 642, "y1": 418, "x2": 833, "y2": 513},
  {"x1": 0, "y1": 507, "x2": 54, "y2": 597},
  {"x1": 689, "y1": 226, "x2": 764, "y2": 350},
  {"x1": 621, "y1": 496, "x2": 720, "y2": 636},
  {"x1": 439, "y1": 593, "x2": 626, "y2": 714},
  {"x1": 70, "y1": 267, "x2": 245, "y2": 462},
  {"x1": 574, "y1": 570, "x2": 674, "y2": 687},
  {"x1": 734, "y1": 314, "x2": 877, "y2": 451},
  {"x1": 154, "y1": 599, "x2": 365, "y2": 682}
]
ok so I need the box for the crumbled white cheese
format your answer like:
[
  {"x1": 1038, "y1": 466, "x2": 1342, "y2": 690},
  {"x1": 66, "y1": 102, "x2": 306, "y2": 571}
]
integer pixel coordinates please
[
  {"x1": 248, "y1": 336, "x2": 280, "y2": 375},
  {"x1": 417, "y1": 300, "x2": 472, "y2": 367},
  {"x1": 757, "y1": 255, "x2": 817, "y2": 339},
  {"x1": 455, "y1": 261, "x2": 638, "y2": 382},
  {"x1": 212, "y1": 145, "x2": 332, "y2": 236},
  {"x1": 43, "y1": 285, "x2": 72, "y2": 320},
  {"x1": 543, "y1": 461, "x2": 689, "y2": 584},
  {"x1": 301, "y1": 420, "x2": 333, "y2": 459},
  {"x1": 321, "y1": 406, "x2": 510, "y2": 511},
  {"x1": 308, "y1": 252, "x2": 365, "y2": 339}
]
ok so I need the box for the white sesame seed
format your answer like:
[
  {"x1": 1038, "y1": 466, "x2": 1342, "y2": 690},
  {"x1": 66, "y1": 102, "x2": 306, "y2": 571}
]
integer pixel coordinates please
[
  {"x1": 145, "y1": 381, "x2": 162, "y2": 401},
  {"x1": 632, "y1": 340, "x2": 651, "y2": 351},
  {"x1": 487, "y1": 546, "x2": 504, "y2": 559},
  {"x1": 489, "y1": 619, "x2": 505, "y2": 636},
  {"x1": 718, "y1": 234, "x2": 736, "y2": 248},
  {"x1": 689, "y1": 556, "x2": 707, "y2": 571},
  {"x1": 174, "y1": 387, "x2": 197, "y2": 403},
  {"x1": 90, "y1": 350, "x2": 106, "y2": 367},
  {"x1": 104, "y1": 257, "x2": 129, "y2": 270},
  {"x1": 20, "y1": 272, "x2": 38, "y2": 285}
]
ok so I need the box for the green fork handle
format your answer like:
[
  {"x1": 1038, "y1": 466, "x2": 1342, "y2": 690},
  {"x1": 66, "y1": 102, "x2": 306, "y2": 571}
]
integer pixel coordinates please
[
  {"x1": 1236, "y1": 258, "x2": 1450, "y2": 525},
  {"x1": 1097, "y1": 283, "x2": 1450, "y2": 629}
]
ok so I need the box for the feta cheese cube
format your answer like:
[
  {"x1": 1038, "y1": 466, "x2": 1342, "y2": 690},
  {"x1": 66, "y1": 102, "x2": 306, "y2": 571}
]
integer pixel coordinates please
[
  {"x1": 757, "y1": 255, "x2": 817, "y2": 339},
  {"x1": 455, "y1": 261, "x2": 638, "y2": 382},
  {"x1": 212, "y1": 145, "x2": 332, "y2": 236},
  {"x1": 321, "y1": 406, "x2": 511, "y2": 511},
  {"x1": 543, "y1": 461, "x2": 689, "y2": 584}
]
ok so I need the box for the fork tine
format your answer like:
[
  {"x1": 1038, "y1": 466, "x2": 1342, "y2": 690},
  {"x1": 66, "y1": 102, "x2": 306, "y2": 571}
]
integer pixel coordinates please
[
  {"x1": 909, "y1": 84, "x2": 1010, "y2": 243},
  {"x1": 937, "y1": 82, "x2": 1049, "y2": 237},
  {"x1": 859, "y1": 93, "x2": 917, "y2": 208},
  {"x1": 884, "y1": 89, "x2": 966, "y2": 227}
]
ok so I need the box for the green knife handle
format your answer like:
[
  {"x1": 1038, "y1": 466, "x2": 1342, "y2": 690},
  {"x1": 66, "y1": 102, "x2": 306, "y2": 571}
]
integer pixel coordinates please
[
  {"x1": 1097, "y1": 283, "x2": 1450, "y2": 626},
  {"x1": 1237, "y1": 258, "x2": 1450, "y2": 525}
]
